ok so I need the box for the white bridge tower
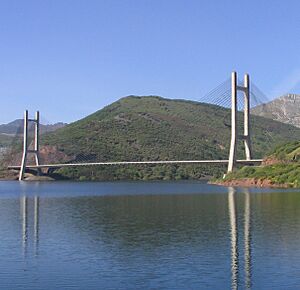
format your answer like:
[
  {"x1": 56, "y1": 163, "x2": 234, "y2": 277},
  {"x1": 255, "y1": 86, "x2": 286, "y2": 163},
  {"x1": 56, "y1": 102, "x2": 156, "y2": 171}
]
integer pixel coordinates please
[
  {"x1": 19, "y1": 110, "x2": 41, "y2": 181},
  {"x1": 227, "y1": 71, "x2": 252, "y2": 173}
]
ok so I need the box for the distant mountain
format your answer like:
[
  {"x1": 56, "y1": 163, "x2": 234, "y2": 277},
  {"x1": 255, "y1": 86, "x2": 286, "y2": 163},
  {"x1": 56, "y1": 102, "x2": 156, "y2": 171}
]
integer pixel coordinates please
[
  {"x1": 0, "y1": 119, "x2": 67, "y2": 135},
  {"x1": 251, "y1": 94, "x2": 300, "y2": 128},
  {"x1": 0, "y1": 119, "x2": 66, "y2": 148}
]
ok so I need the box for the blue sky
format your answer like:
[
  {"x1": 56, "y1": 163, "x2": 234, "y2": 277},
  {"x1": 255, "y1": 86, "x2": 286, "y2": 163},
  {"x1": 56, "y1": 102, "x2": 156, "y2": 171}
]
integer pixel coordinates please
[{"x1": 0, "y1": 0, "x2": 300, "y2": 123}]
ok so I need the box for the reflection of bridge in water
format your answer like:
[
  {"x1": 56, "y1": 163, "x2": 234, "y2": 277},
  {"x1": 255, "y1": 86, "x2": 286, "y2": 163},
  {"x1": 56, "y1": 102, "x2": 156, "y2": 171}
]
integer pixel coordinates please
[{"x1": 20, "y1": 187, "x2": 252, "y2": 288}]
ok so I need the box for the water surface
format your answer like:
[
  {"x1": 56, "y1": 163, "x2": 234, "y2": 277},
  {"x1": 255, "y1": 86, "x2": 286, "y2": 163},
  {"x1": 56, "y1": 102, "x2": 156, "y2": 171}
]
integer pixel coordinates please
[{"x1": 0, "y1": 181, "x2": 299, "y2": 289}]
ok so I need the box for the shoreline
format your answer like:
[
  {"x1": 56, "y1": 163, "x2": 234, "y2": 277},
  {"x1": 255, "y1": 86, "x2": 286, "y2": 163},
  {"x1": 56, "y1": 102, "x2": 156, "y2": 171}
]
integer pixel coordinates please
[
  {"x1": 0, "y1": 170, "x2": 296, "y2": 188},
  {"x1": 210, "y1": 178, "x2": 291, "y2": 188},
  {"x1": 0, "y1": 171, "x2": 212, "y2": 182}
]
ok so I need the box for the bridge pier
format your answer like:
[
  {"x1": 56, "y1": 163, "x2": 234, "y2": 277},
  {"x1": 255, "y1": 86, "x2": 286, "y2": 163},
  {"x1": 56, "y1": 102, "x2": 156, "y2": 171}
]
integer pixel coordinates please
[
  {"x1": 19, "y1": 110, "x2": 28, "y2": 181},
  {"x1": 243, "y1": 74, "x2": 252, "y2": 161},
  {"x1": 227, "y1": 72, "x2": 253, "y2": 174},
  {"x1": 19, "y1": 111, "x2": 41, "y2": 181},
  {"x1": 227, "y1": 72, "x2": 237, "y2": 173}
]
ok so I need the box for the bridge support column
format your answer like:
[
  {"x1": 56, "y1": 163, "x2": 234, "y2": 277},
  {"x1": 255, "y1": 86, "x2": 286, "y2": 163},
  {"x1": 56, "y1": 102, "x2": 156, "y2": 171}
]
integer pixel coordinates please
[
  {"x1": 227, "y1": 72, "x2": 253, "y2": 174},
  {"x1": 19, "y1": 110, "x2": 41, "y2": 181},
  {"x1": 19, "y1": 111, "x2": 29, "y2": 181},
  {"x1": 243, "y1": 74, "x2": 252, "y2": 160},
  {"x1": 227, "y1": 72, "x2": 237, "y2": 173},
  {"x1": 34, "y1": 111, "x2": 42, "y2": 176}
]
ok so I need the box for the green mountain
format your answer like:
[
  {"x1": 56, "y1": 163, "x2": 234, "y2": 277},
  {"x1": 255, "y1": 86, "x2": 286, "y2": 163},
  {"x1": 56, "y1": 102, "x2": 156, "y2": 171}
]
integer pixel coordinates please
[
  {"x1": 222, "y1": 141, "x2": 300, "y2": 188},
  {"x1": 35, "y1": 96, "x2": 300, "y2": 181}
]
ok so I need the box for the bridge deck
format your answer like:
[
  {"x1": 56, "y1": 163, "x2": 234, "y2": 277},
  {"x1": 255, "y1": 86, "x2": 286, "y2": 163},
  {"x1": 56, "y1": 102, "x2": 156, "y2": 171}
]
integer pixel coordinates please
[{"x1": 8, "y1": 159, "x2": 263, "y2": 170}]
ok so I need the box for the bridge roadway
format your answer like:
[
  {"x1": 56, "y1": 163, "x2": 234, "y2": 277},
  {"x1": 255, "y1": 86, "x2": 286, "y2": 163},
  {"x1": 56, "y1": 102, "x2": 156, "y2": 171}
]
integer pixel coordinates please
[{"x1": 8, "y1": 159, "x2": 263, "y2": 170}]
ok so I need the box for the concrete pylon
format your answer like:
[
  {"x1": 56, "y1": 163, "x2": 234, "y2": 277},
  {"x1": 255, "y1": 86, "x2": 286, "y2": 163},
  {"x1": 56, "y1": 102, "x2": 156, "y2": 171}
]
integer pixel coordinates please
[
  {"x1": 243, "y1": 74, "x2": 252, "y2": 160},
  {"x1": 19, "y1": 111, "x2": 41, "y2": 181},
  {"x1": 227, "y1": 72, "x2": 237, "y2": 173},
  {"x1": 19, "y1": 111, "x2": 29, "y2": 181},
  {"x1": 227, "y1": 72, "x2": 253, "y2": 174}
]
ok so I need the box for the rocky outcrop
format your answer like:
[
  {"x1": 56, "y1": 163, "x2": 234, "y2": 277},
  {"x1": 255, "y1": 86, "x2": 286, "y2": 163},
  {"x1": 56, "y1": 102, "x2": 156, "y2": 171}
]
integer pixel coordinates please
[{"x1": 252, "y1": 94, "x2": 300, "y2": 127}]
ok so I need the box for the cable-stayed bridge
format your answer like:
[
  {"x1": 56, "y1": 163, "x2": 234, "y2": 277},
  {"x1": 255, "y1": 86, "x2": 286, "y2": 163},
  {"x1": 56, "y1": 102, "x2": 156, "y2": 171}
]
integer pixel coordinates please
[{"x1": 6, "y1": 72, "x2": 274, "y2": 180}]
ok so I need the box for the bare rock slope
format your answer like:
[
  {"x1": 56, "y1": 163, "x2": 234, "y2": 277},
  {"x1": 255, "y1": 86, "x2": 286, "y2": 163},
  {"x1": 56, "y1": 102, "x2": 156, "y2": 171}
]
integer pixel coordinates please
[{"x1": 251, "y1": 94, "x2": 300, "y2": 128}]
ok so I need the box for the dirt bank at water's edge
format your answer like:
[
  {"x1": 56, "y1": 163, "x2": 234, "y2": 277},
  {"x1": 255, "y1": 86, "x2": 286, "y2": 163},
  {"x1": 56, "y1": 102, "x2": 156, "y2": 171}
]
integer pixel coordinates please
[
  {"x1": 0, "y1": 170, "x2": 56, "y2": 181},
  {"x1": 210, "y1": 178, "x2": 290, "y2": 188}
]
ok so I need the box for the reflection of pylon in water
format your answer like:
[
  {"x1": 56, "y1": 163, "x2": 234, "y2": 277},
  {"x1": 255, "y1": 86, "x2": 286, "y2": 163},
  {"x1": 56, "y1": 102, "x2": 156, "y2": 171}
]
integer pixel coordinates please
[
  {"x1": 228, "y1": 187, "x2": 252, "y2": 289},
  {"x1": 21, "y1": 195, "x2": 40, "y2": 257},
  {"x1": 244, "y1": 189, "x2": 252, "y2": 289},
  {"x1": 21, "y1": 195, "x2": 28, "y2": 256},
  {"x1": 19, "y1": 111, "x2": 41, "y2": 180},
  {"x1": 228, "y1": 187, "x2": 238, "y2": 290}
]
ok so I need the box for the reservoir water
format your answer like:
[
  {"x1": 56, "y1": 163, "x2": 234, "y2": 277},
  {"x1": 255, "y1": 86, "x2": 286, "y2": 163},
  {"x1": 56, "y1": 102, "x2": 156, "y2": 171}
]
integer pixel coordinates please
[{"x1": 0, "y1": 181, "x2": 300, "y2": 289}]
